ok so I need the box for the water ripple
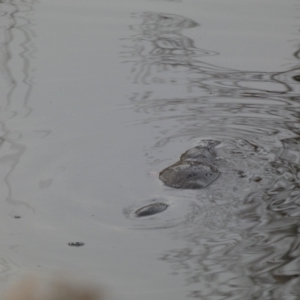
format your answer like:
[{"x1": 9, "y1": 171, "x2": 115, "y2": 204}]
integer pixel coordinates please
[{"x1": 122, "y1": 9, "x2": 300, "y2": 299}]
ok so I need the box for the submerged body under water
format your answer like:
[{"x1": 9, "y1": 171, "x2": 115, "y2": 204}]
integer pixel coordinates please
[{"x1": 159, "y1": 141, "x2": 220, "y2": 189}]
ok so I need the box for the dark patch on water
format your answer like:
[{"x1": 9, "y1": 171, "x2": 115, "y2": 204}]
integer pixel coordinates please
[
  {"x1": 134, "y1": 202, "x2": 169, "y2": 217},
  {"x1": 123, "y1": 198, "x2": 201, "y2": 230},
  {"x1": 68, "y1": 242, "x2": 85, "y2": 247},
  {"x1": 293, "y1": 75, "x2": 300, "y2": 82}
]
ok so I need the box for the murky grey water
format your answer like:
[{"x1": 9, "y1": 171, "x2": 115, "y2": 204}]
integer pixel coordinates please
[{"x1": 0, "y1": 0, "x2": 300, "y2": 299}]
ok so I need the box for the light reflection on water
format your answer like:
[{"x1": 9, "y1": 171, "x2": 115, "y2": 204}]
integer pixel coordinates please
[
  {"x1": 123, "y1": 11, "x2": 300, "y2": 299},
  {"x1": 0, "y1": 0, "x2": 36, "y2": 209},
  {"x1": 0, "y1": 0, "x2": 36, "y2": 284}
]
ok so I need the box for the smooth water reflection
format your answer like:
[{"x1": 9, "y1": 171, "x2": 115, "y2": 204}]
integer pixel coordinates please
[{"x1": 123, "y1": 10, "x2": 300, "y2": 299}]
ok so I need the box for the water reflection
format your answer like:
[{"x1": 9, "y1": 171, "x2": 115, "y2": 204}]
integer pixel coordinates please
[
  {"x1": 122, "y1": 12, "x2": 218, "y2": 85},
  {"x1": 0, "y1": 0, "x2": 36, "y2": 207},
  {"x1": 123, "y1": 11, "x2": 300, "y2": 299},
  {"x1": 0, "y1": 255, "x2": 18, "y2": 283}
]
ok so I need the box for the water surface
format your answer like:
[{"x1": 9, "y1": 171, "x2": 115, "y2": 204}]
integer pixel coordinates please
[{"x1": 0, "y1": 0, "x2": 300, "y2": 299}]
